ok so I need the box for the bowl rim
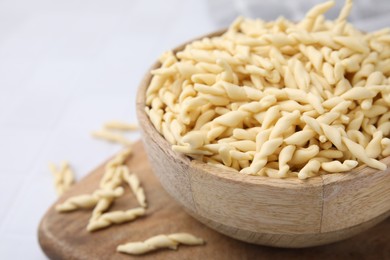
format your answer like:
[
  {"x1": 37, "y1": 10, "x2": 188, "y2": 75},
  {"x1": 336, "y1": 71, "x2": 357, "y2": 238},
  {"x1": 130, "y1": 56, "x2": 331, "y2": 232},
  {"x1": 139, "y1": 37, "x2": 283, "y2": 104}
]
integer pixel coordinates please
[{"x1": 136, "y1": 29, "x2": 390, "y2": 190}]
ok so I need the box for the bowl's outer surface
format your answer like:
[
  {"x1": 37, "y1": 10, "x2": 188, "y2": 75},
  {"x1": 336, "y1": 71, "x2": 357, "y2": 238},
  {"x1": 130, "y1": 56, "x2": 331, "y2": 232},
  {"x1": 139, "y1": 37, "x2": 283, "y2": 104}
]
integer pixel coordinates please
[{"x1": 135, "y1": 30, "x2": 390, "y2": 248}]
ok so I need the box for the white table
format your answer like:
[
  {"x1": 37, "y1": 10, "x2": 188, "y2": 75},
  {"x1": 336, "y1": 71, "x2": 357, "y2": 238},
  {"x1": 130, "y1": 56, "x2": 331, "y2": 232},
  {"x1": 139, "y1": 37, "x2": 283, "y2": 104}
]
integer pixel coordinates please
[
  {"x1": 0, "y1": 0, "x2": 216, "y2": 258},
  {"x1": 0, "y1": 0, "x2": 388, "y2": 259}
]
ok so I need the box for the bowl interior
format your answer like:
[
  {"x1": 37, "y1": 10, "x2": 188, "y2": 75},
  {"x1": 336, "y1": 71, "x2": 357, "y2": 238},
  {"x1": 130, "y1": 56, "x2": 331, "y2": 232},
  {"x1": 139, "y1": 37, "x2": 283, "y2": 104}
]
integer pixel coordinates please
[{"x1": 135, "y1": 29, "x2": 390, "y2": 189}]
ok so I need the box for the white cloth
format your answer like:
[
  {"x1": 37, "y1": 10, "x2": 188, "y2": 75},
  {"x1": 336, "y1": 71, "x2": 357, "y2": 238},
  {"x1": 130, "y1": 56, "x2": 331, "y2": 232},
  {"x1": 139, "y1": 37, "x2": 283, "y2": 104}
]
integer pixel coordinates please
[{"x1": 208, "y1": 0, "x2": 390, "y2": 31}]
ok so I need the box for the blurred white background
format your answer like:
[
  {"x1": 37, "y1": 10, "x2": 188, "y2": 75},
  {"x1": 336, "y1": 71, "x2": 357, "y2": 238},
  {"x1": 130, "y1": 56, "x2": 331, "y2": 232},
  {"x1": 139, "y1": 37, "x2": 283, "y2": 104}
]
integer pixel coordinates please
[{"x1": 0, "y1": 0, "x2": 388, "y2": 259}]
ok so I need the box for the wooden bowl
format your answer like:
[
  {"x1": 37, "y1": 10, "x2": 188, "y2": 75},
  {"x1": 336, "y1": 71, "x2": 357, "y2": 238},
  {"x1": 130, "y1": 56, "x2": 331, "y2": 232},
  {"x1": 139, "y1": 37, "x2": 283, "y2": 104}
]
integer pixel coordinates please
[{"x1": 135, "y1": 31, "x2": 390, "y2": 248}]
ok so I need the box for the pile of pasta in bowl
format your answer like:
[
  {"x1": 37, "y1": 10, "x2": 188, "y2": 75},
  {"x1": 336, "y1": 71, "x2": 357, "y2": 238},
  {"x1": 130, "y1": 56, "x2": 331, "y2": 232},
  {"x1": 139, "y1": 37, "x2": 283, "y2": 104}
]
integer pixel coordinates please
[{"x1": 145, "y1": 0, "x2": 390, "y2": 179}]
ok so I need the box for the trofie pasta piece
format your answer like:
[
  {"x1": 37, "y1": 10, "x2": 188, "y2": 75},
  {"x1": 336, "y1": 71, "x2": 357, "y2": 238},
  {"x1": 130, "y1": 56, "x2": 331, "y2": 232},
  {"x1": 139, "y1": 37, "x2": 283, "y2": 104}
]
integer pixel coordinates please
[
  {"x1": 284, "y1": 130, "x2": 316, "y2": 146},
  {"x1": 365, "y1": 131, "x2": 383, "y2": 158},
  {"x1": 56, "y1": 194, "x2": 98, "y2": 212},
  {"x1": 320, "y1": 123, "x2": 345, "y2": 151},
  {"x1": 214, "y1": 111, "x2": 248, "y2": 127},
  {"x1": 122, "y1": 168, "x2": 147, "y2": 208},
  {"x1": 277, "y1": 145, "x2": 296, "y2": 178},
  {"x1": 321, "y1": 160, "x2": 358, "y2": 172},
  {"x1": 90, "y1": 187, "x2": 125, "y2": 221},
  {"x1": 100, "y1": 167, "x2": 123, "y2": 190},
  {"x1": 87, "y1": 207, "x2": 146, "y2": 232},
  {"x1": 269, "y1": 111, "x2": 300, "y2": 139},
  {"x1": 342, "y1": 137, "x2": 386, "y2": 171},
  {"x1": 117, "y1": 233, "x2": 205, "y2": 255},
  {"x1": 258, "y1": 138, "x2": 283, "y2": 158},
  {"x1": 182, "y1": 131, "x2": 206, "y2": 148},
  {"x1": 299, "y1": 0, "x2": 335, "y2": 31},
  {"x1": 145, "y1": 0, "x2": 390, "y2": 179},
  {"x1": 298, "y1": 159, "x2": 321, "y2": 180},
  {"x1": 91, "y1": 129, "x2": 132, "y2": 146},
  {"x1": 290, "y1": 145, "x2": 320, "y2": 165},
  {"x1": 49, "y1": 161, "x2": 75, "y2": 196},
  {"x1": 56, "y1": 187, "x2": 124, "y2": 212},
  {"x1": 103, "y1": 121, "x2": 138, "y2": 131}
]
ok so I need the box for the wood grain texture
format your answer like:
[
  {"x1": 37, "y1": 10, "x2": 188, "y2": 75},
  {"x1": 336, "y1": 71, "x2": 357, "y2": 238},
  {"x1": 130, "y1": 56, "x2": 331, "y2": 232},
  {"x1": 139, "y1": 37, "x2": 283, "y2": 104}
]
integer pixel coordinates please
[
  {"x1": 322, "y1": 165, "x2": 390, "y2": 233},
  {"x1": 38, "y1": 141, "x2": 390, "y2": 259},
  {"x1": 135, "y1": 30, "x2": 390, "y2": 247}
]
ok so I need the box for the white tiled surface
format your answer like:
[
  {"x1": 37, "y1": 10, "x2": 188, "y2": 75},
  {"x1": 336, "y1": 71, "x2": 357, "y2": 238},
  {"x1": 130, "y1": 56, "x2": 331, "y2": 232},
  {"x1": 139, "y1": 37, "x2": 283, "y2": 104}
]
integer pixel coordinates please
[{"x1": 0, "y1": 0, "x2": 388, "y2": 259}]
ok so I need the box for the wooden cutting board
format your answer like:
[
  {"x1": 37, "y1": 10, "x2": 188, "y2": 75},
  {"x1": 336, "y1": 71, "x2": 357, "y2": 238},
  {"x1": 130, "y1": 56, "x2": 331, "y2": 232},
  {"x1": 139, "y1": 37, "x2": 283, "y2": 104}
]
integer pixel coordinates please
[{"x1": 38, "y1": 140, "x2": 390, "y2": 260}]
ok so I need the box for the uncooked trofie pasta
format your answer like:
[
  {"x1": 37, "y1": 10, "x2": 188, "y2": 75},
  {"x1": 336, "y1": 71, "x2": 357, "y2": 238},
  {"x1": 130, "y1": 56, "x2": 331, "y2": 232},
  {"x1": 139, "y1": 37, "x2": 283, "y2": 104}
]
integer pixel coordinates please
[
  {"x1": 87, "y1": 207, "x2": 146, "y2": 232},
  {"x1": 117, "y1": 233, "x2": 205, "y2": 255},
  {"x1": 91, "y1": 129, "x2": 132, "y2": 146},
  {"x1": 122, "y1": 167, "x2": 147, "y2": 208},
  {"x1": 55, "y1": 146, "x2": 151, "y2": 236},
  {"x1": 103, "y1": 120, "x2": 138, "y2": 131},
  {"x1": 145, "y1": 0, "x2": 390, "y2": 179},
  {"x1": 56, "y1": 187, "x2": 124, "y2": 212},
  {"x1": 49, "y1": 161, "x2": 75, "y2": 196}
]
